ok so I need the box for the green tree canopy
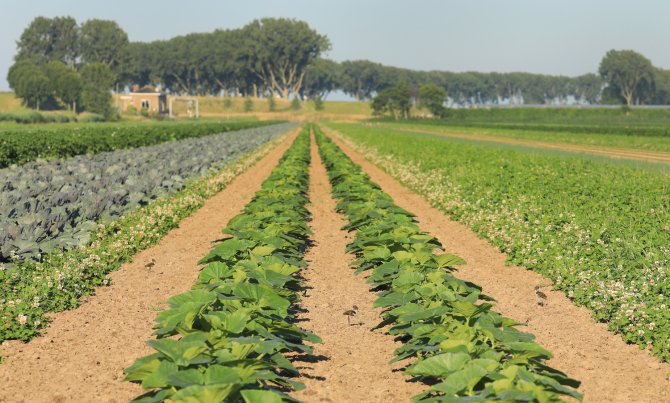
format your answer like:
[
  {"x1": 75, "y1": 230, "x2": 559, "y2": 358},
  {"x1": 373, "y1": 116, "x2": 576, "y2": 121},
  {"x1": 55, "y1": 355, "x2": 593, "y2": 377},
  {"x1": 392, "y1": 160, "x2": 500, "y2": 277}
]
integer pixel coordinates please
[
  {"x1": 371, "y1": 81, "x2": 412, "y2": 119},
  {"x1": 16, "y1": 16, "x2": 79, "y2": 68},
  {"x1": 599, "y1": 49, "x2": 655, "y2": 105},
  {"x1": 301, "y1": 58, "x2": 341, "y2": 99},
  {"x1": 79, "y1": 19, "x2": 129, "y2": 71},
  {"x1": 239, "y1": 18, "x2": 331, "y2": 98},
  {"x1": 80, "y1": 62, "x2": 116, "y2": 119},
  {"x1": 419, "y1": 83, "x2": 448, "y2": 118}
]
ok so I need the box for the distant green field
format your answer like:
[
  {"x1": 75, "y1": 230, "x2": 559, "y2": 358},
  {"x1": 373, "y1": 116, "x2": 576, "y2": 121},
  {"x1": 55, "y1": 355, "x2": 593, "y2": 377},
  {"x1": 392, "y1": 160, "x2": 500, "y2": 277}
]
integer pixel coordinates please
[{"x1": 381, "y1": 121, "x2": 670, "y2": 153}]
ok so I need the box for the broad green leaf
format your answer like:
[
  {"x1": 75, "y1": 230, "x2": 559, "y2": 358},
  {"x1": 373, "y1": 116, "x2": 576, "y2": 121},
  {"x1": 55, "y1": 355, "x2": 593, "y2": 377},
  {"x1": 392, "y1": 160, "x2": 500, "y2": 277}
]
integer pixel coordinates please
[
  {"x1": 240, "y1": 389, "x2": 284, "y2": 403},
  {"x1": 407, "y1": 352, "x2": 471, "y2": 377},
  {"x1": 168, "y1": 384, "x2": 235, "y2": 402}
]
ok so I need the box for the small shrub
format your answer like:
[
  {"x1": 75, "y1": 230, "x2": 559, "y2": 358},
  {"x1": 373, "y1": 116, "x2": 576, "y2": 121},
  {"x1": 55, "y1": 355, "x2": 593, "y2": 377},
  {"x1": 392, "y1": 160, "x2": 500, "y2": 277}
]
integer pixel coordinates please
[
  {"x1": 267, "y1": 96, "x2": 276, "y2": 112},
  {"x1": 223, "y1": 98, "x2": 232, "y2": 109}
]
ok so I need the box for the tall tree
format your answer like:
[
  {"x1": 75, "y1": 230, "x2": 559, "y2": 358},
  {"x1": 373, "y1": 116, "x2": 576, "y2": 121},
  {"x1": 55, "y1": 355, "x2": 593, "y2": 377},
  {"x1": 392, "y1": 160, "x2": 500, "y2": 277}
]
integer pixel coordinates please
[
  {"x1": 340, "y1": 60, "x2": 393, "y2": 100},
  {"x1": 80, "y1": 62, "x2": 116, "y2": 118},
  {"x1": 239, "y1": 18, "x2": 331, "y2": 98},
  {"x1": 79, "y1": 19, "x2": 129, "y2": 70},
  {"x1": 371, "y1": 81, "x2": 411, "y2": 119},
  {"x1": 301, "y1": 58, "x2": 341, "y2": 99},
  {"x1": 16, "y1": 16, "x2": 79, "y2": 68},
  {"x1": 419, "y1": 83, "x2": 447, "y2": 117},
  {"x1": 7, "y1": 60, "x2": 51, "y2": 109},
  {"x1": 599, "y1": 50, "x2": 655, "y2": 106}
]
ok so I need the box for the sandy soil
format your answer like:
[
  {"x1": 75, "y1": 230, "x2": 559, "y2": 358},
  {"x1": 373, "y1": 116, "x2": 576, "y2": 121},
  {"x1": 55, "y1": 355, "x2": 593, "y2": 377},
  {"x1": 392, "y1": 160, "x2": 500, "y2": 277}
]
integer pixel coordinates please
[
  {"x1": 291, "y1": 133, "x2": 424, "y2": 402},
  {"x1": 392, "y1": 126, "x2": 670, "y2": 165},
  {"x1": 326, "y1": 128, "x2": 670, "y2": 403},
  {"x1": 0, "y1": 129, "x2": 299, "y2": 403}
]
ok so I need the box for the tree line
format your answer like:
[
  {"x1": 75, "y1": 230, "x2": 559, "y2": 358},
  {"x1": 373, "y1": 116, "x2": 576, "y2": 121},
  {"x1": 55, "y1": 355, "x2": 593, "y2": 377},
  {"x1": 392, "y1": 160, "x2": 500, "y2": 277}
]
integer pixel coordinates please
[{"x1": 7, "y1": 16, "x2": 670, "y2": 119}]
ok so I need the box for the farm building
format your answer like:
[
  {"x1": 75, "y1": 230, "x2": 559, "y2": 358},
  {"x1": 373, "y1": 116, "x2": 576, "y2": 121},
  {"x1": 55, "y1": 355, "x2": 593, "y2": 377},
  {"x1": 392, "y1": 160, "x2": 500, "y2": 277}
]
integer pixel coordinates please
[{"x1": 118, "y1": 85, "x2": 168, "y2": 114}]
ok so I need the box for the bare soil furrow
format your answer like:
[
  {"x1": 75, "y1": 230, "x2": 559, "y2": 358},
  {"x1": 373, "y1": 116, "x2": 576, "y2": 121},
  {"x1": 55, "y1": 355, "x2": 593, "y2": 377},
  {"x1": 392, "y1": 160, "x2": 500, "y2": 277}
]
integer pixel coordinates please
[{"x1": 291, "y1": 133, "x2": 423, "y2": 402}]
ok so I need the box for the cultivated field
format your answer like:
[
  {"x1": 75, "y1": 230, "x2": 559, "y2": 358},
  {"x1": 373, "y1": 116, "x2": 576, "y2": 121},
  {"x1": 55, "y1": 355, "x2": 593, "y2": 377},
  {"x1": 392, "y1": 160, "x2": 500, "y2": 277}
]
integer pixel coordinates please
[{"x1": 1, "y1": 115, "x2": 669, "y2": 402}]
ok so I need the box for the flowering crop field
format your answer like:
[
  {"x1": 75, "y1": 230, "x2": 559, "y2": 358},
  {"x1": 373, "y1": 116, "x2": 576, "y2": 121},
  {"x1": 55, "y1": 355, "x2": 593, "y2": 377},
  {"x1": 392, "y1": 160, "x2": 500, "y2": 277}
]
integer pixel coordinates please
[{"x1": 329, "y1": 122, "x2": 670, "y2": 362}]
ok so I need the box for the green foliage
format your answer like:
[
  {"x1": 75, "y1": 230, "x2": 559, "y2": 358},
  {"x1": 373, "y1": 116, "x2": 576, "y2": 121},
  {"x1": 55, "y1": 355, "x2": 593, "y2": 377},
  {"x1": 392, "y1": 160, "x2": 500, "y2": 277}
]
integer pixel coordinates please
[
  {"x1": 244, "y1": 97, "x2": 254, "y2": 112},
  {"x1": 314, "y1": 126, "x2": 582, "y2": 401},
  {"x1": 334, "y1": 122, "x2": 670, "y2": 363},
  {"x1": 223, "y1": 97, "x2": 232, "y2": 109},
  {"x1": 371, "y1": 81, "x2": 411, "y2": 119},
  {"x1": 7, "y1": 61, "x2": 51, "y2": 110},
  {"x1": 79, "y1": 19, "x2": 129, "y2": 70},
  {"x1": 0, "y1": 120, "x2": 280, "y2": 168},
  {"x1": 599, "y1": 49, "x2": 655, "y2": 106},
  {"x1": 0, "y1": 111, "x2": 75, "y2": 124},
  {"x1": 399, "y1": 107, "x2": 670, "y2": 139},
  {"x1": 15, "y1": 16, "x2": 79, "y2": 67},
  {"x1": 125, "y1": 129, "x2": 318, "y2": 401},
  {"x1": 302, "y1": 58, "x2": 341, "y2": 100},
  {"x1": 8, "y1": 60, "x2": 82, "y2": 111},
  {"x1": 239, "y1": 18, "x2": 331, "y2": 98},
  {"x1": 0, "y1": 124, "x2": 290, "y2": 344},
  {"x1": 267, "y1": 96, "x2": 276, "y2": 112},
  {"x1": 80, "y1": 62, "x2": 116, "y2": 119},
  {"x1": 418, "y1": 83, "x2": 447, "y2": 118}
]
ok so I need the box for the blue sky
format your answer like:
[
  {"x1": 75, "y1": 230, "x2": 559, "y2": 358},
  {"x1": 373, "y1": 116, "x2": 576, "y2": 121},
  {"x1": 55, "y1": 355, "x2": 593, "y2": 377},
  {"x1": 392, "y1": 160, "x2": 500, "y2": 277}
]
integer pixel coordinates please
[{"x1": 1, "y1": 0, "x2": 670, "y2": 91}]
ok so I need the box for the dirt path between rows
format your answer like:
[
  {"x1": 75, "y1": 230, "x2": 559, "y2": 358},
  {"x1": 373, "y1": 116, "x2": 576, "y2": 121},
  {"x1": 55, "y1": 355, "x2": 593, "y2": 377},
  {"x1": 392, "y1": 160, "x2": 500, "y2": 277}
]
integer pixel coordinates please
[
  {"x1": 325, "y1": 128, "x2": 670, "y2": 403},
  {"x1": 388, "y1": 126, "x2": 670, "y2": 165},
  {"x1": 0, "y1": 129, "x2": 299, "y2": 403},
  {"x1": 291, "y1": 133, "x2": 423, "y2": 402}
]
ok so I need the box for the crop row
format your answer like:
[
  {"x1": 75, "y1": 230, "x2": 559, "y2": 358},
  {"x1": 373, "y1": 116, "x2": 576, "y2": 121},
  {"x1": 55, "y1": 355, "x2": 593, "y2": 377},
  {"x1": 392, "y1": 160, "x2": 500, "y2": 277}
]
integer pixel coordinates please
[
  {"x1": 314, "y1": 126, "x2": 582, "y2": 401},
  {"x1": 0, "y1": 120, "x2": 279, "y2": 168},
  {"x1": 0, "y1": 123, "x2": 295, "y2": 263},
  {"x1": 124, "y1": 128, "x2": 317, "y2": 402},
  {"x1": 331, "y1": 123, "x2": 670, "y2": 362},
  {"x1": 0, "y1": 130, "x2": 290, "y2": 342}
]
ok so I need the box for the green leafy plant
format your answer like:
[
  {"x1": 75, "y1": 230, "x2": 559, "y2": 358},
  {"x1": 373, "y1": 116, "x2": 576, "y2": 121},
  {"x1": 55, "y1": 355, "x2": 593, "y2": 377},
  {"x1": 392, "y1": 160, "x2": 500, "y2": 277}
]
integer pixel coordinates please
[
  {"x1": 314, "y1": 125, "x2": 582, "y2": 401},
  {"x1": 0, "y1": 120, "x2": 282, "y2": 168},
  {"x1": 0, "y1": 126, "x2": 293, "y2": 344},
  {"x1": 125, "y1": 128, "x2": 320, "y2": 401},
  {"x1": 330, "y1": 122, "x2": 670, "y2": 363}
]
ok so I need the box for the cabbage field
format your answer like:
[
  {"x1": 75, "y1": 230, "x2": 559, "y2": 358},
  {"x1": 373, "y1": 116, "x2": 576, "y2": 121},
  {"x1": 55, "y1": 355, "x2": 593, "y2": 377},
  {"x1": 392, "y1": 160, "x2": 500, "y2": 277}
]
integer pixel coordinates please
[{"x1": 0, "y1": 123, "x2": 295, "y2": 262}]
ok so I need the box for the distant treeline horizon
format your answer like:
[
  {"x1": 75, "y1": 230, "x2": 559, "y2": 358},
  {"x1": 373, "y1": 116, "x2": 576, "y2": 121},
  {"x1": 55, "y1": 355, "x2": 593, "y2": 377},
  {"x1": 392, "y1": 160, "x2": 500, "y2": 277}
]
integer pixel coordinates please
[{"x1": 7, "y1": 16, "x2": 670, "y2": 109}]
